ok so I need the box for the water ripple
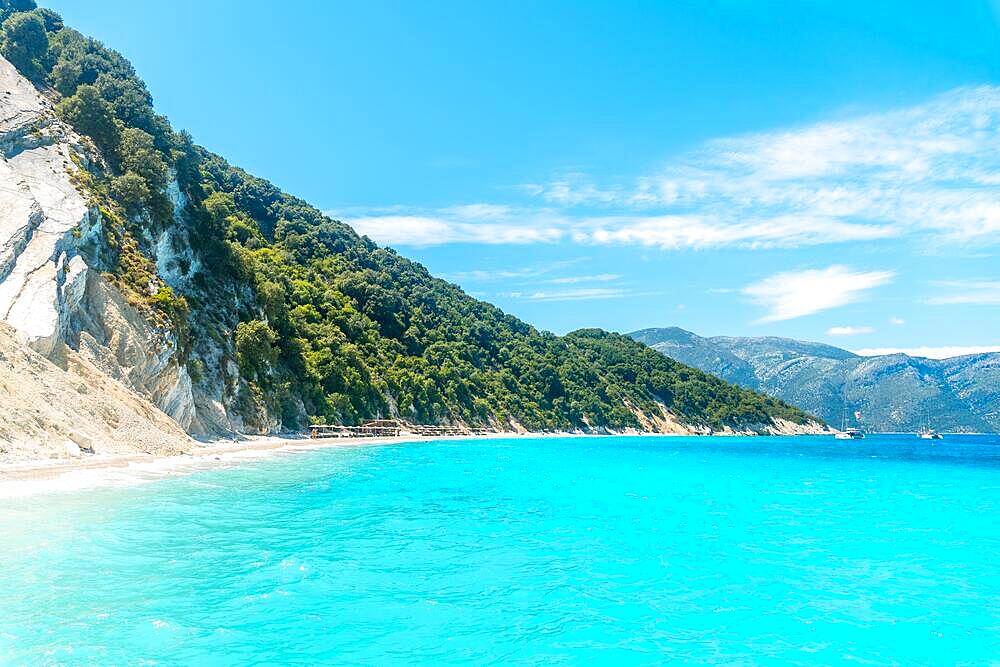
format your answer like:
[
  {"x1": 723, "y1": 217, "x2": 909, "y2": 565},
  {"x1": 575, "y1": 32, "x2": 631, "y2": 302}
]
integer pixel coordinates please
[{"x1": 1, "y1": 434, "x2": 999, "y2": 664}]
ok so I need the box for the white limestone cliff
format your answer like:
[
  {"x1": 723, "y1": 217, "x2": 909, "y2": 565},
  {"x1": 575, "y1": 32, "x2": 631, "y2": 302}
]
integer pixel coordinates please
[
  {"x1": 0, "y1": 55, "x2": 89, "y2": 355},
  {"x1": 0, "y1": 55, "x2": 211, "y2": 450}
]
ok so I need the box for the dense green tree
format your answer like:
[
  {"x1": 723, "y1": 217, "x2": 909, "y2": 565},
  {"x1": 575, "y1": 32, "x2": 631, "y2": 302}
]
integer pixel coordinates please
[
  {"x1": 94, "y1": 72, "x2": 151, "y2": 122},
  {"x1": 0, "y1": 0, "x2": 35, "y2": 26},
  {"x1": 0, "y1": 10, "x2": 46, "y2": 78},
  {"x1": 117, "y1": 126, "x2": 167, "y2": 191},
  {"x1": 29, "y1": 6, "x2": 59, "y2": 31},
  {"x1": 55, "y1": 84, "x2": 120, "y2": 154},
  {"x1": 203, "y1": 191, "x2": 236, "y2": 223},
  {"x1": 109, "y1": 172, "x2": 150, "y2": 211},
  {"x1": 235, "y1": 320, "x2": 279, "y2": 381}
]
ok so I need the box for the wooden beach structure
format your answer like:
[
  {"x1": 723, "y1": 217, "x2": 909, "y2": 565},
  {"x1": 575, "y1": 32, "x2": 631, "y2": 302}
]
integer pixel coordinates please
[{"x1": 308, "y1": 419, "x2": 491, "y2": 439}]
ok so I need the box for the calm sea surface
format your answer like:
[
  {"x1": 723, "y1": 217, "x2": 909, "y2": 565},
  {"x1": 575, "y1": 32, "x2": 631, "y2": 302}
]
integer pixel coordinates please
[{"x1": 2, "y1": 434, "x2": 999, "y2": 665}]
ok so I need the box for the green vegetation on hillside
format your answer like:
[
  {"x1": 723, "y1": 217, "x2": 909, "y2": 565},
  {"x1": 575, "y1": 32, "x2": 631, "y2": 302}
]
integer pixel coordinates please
[{"x1": 0, "y1": 1, "x2": 816, "y2": 432}]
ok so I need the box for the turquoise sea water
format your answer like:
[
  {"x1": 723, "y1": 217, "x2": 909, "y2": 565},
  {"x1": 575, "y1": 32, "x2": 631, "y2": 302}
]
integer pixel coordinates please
[{"x1": 2, "y1": 434, "x2": 1000, "y2": 665}]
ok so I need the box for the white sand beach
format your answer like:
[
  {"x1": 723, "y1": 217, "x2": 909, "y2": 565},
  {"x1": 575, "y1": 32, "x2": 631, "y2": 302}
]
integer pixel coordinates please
[{"x1": 0, "y1": 431, "x2": 585, "y2": 496}]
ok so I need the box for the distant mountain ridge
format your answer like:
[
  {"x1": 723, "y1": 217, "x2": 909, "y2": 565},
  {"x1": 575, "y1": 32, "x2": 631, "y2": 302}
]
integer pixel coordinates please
[{"x1": 630, "y1": 327, "x2": 1000, "y2": 433}]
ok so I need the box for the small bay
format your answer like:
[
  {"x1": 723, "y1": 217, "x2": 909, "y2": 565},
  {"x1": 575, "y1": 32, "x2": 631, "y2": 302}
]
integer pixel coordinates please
[{"x1": 2, "y1": 434, "x2": 999, "y2": 665}]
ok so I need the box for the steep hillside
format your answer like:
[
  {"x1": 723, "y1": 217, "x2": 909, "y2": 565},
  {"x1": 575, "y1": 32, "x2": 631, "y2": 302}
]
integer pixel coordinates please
[
  {"x1": 632, "y1": 327, "x2": 1000, "y2": 432},
  {"x1": 0, "y1": 2, "x2": 820, "y2": 442}
]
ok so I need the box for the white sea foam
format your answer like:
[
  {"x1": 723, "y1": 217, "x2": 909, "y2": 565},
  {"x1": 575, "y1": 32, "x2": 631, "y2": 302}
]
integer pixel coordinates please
[
  {"x1": 0, "y1": 432, "x2": 556, "y2": 498},
  {"x1": 0, "y1": 446, "x2": 298, "y2": 498}
]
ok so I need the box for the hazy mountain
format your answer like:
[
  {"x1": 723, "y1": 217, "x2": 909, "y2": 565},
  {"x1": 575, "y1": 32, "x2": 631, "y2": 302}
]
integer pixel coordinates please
[{"x1": 631, "y1": 327, "x2": 1000, "y2": 432}]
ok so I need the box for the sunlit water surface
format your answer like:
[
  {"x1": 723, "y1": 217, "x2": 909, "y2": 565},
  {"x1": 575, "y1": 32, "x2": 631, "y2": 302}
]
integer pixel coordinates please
[{"x1": 2, "y1": 434, "x2": 1000, "y2": 665}]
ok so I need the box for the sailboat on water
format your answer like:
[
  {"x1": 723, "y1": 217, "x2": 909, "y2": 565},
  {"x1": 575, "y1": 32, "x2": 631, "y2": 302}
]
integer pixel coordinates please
[
  {"x1": 915, "y1": 406, "x2": 943, "y2": 440},
  {"x1": 834, "y1": 404, "x2": 865, "y2": 440}
]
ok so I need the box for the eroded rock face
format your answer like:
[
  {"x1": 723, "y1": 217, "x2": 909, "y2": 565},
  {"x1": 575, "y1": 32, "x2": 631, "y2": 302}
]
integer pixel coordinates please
[
  {"x1": 0, "y1": 321, "x2": 190, "y2": 462},
  {"x1": 0, "y1": 56, "x2": 211, "y2": 434},
  {"x1": 0, "y1": 57, "x2": 90, "y2": 356},
  {"x1": 65, "y1": 270, "x2": 195, "y2": 429}
]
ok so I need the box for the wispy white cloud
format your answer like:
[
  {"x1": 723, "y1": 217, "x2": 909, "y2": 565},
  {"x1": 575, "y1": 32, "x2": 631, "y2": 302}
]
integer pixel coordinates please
[
  {"x1": 443, "y1": 258, "x2": 587, "y2": 283},
  {"x1": 346, "y1": 86, "x2": 1000, "y2": 250},
  {"x1": 541, "y1": 273, "x2": 620, "y2": 284},
  {"x1": 519, "y1": 174, "x2": 625, "y2": 206},
  {"x1": 529, "y1": 87, "x2": 1000, "y2": 249},
  {"x1": 827, "y1": 325, "x2": 875, "y2": 336},
  {"x1": 742, "y1": 265, "x2": 895, "y2": 323},
  {"x1": 577, "y1": 214, "x2": 892, "y2": 249},
  {"x1": 348, "y1": 214, "x2": 563, "y2": 246},
  {"x1": 348, "y1": 209, "x2": 892, "y2": 250},
  {"x1": 448, "y1": 265, "x2": 629, "y2": 301},
  {"x1": 889, "y1": 317, "x2": 906, "y2": 325},
  {"x1": 853, "y1": 345, "x2": 1000, "y2": 359},
  {"x1": 927, "y1": 280, "x2": 1000, "y2": 305},
  {"x1": 443, "y1": 203, "x2": 514, "y2": 220},
  {"x1": 501, "y1": 287, "x2": 659, "y2": 302}
]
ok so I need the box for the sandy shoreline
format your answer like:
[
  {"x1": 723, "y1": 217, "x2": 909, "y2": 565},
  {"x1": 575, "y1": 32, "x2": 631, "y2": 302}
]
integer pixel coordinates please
[
  {"x1": 0, "y1": 431, "x2": 582, "y2": 495},
  {"x1": 0, "y1": 424, "x2": 832, "y2": 497}
]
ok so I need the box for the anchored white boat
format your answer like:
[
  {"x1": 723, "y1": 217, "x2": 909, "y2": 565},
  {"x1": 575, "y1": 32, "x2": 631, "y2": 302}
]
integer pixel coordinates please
[
  {"x1": 918, "y1": 428, "x2": 943, "y2": 440},
  {"x1": 835, "y1": 402, "x2": 865, "y2": 439}
]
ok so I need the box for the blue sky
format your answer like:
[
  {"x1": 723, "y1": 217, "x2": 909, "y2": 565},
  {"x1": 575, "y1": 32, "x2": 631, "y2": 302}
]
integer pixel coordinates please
[{"x1": 47, "y1": 1, "x2": 1000, "y2": 356}]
